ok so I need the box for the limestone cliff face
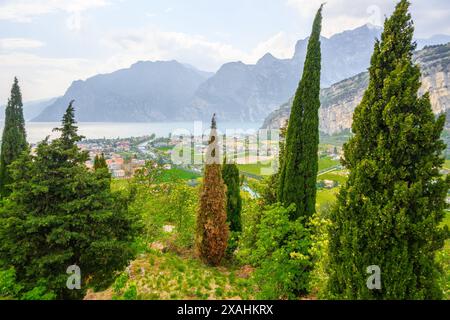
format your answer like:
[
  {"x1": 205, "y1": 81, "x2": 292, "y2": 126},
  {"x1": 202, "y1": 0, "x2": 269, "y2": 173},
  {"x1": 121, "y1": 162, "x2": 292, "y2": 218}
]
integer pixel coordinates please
[{"x1": 262, "y1": 43, "x2": 450, "y2": 134}]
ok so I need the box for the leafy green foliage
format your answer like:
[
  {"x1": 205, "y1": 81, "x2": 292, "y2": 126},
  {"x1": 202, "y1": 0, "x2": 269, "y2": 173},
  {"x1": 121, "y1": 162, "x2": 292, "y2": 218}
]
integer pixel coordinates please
[
  {"x1": 134, "y1": 160, "x2": 164, "y2": 186},
  {"x1": 20, "y1": 283, "x2": 56, "y2": 300},
  {"x1": 0, "y1": 77, "x2": 27, "y2": 198},
  {"x1": 0, "y1": 268, "x2": 22, "y2": 298},
  {"x1": 130, "y1": 166, "x2": 198, "y2": 250},
  {"x1": 278, "y1": 6, "x2": 323, "y2": 220},
  {"x1": 239, "y1": 204, "x2": 311, "y2": 299},
  {"x1": 0, "y1": 102, "x2": 142, "y2": 299},
  {"x1": 308, "y1": 205, "x2": 332, "y2": 298},
  {"x1": 328, "y1": 0, "x2": 450, "y2": 299}
]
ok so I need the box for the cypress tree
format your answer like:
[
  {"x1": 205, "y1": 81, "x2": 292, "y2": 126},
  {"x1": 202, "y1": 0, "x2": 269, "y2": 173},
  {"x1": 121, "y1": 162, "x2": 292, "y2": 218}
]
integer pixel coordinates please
[
  {"x1": 196, "y1": 114, "x2": 228, "y2": 266},
  {"x1": 327, "y1": 0, "x2": 449, "y2": 299},
  {"x1": 0, "y1": 77, "x2": 27, "y2": 197},
  {"x1": 222, "y1": 159, "x2": 242, "y2": 232},
  {"x1": 262, "y1": 120, "x2": 288, "y2": 206},
  {"x1": 94, "y1": 153, "x2": 108, "y2": 171},
  {"x1": 278, "y1": 5, "x2": 323, "y2": 220},
  {"x1": 0, "y1": 102, "x2": 141, "y2": 299}
]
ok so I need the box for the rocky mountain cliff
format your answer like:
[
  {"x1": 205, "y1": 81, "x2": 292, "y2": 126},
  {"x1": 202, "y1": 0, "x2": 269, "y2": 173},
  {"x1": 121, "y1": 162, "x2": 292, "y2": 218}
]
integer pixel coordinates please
[
  {"x1": 262, "y1": 43, "x2": 450, "y2": 134},
  {"x1": 191, "y1": 24, "x2": 383, "y2": 122}
]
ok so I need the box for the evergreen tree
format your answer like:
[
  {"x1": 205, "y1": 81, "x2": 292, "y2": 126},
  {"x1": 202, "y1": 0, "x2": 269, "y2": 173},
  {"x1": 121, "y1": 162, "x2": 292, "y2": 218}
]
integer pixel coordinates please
[
  {"x1": 222, "y1": 159, "x2": 242, "y2": 232},
  {"x1": 0, "y1": 102, "x2": 141, "y2": 299},
  {"x1": 262, "y1": 120, "x2": 288, "y2": 206},
  {"x1": 0, "y1": 77, "x2": 27, "y2": 197},
  {"x1": 278, "y1": 5, "x2": 323, "y2": 220},
  {"x1": 327, "y1": 0, "x2": 449, "y2": 299},
  {"x1": 196, "y1": 114, "x2": 228, "y2": 266},
  {"x1": 53, "y1": 100, "x2": 80, "y2": 150},
  {"x1": 94, "y1": 153, "x2": 108, "y2": 171}
]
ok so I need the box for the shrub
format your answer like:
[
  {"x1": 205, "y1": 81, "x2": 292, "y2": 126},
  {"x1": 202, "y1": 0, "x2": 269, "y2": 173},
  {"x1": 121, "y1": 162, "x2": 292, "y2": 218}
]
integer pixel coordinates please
[
  {"x1": 240, "y1": 204, "x2": 312, "y2": 299},
  {"x1": 308, "y1": 204, "x2": 333, "y2": 298},
  {"x1": 0, "y1": 268, "x2": 22, "y2": 298}
]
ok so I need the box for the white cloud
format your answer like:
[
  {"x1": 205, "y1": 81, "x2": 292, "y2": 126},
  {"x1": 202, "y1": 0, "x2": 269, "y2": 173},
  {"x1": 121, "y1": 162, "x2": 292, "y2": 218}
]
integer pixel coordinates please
[
  {"x1": 0, "y1": 27, "x2": 300, "y2": 101},
  {"x1": 249, "y1": 32, "x2": 297, "y2": 61},
  {"x1": 0, "y1": 0, "x2": 109, "y2": 31},
  {"x1": 286, "y1": 0, "x2": 392, "y2": 37},
  {"x1": 0, "y1": 38, "x2": 45, "y2": 50},
  {"x1": 100, "y1": 28, "x2": 301, "y2": 73},
  {"x1": 0, "y1": 53, "x2": 97, "y2": 102},
  {"x1": 100, "y1": 28, "x2": 246, "y2": 72},
  {"x1": 286, "y1": 0, "x2": 450, "y2": 38}
]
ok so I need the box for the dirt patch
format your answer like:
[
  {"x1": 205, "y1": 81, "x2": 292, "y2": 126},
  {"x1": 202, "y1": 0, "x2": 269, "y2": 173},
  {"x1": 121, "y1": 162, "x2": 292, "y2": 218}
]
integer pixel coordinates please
[
  {"x1": 84, "y1": 288, "x2": 114, "y2": 300},
  {"x1": 236, "y1": 265, "x2": 255, "y2": 279}
]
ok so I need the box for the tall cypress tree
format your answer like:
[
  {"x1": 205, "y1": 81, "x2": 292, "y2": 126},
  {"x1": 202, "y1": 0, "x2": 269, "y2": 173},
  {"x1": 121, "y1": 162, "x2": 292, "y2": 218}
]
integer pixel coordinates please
[
  {"x1": 196, "y1": 114, "x2": 228, "y2": 266},
  {"x1": 328, "y1": 0, "x2": 449, "y2": 299},
  {"x1": 222, "y1": 159, "x2": 242, "y2": 233},
  {"x1": 0, "y1": 77, "x2": 27, "y2": 197},
  {"x1": 94, "y1": 153, "x2": 108, "y2": 171},
  {"x1": 278, "y1": 5, "x2": 322, "y2": 220}
]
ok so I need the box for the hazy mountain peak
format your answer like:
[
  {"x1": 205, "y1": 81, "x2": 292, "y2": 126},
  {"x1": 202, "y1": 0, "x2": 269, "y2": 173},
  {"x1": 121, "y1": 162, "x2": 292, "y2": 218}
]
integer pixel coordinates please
[
  {"x1": 33, "y1": 60, "x2": 210, "y2": 122},
  {"x1": 257, "y1": 53, "x2": 277, "y2": 65},
  {"x1": 364, "y1": 22, "x2": 383, "y2": 30}
]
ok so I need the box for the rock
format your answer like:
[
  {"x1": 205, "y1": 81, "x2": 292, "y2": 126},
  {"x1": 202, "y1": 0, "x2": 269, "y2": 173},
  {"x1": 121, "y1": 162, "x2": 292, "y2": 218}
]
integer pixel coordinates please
[
  {"x1": 149, "y1": 241, "x2": 166, "y2": 252},
  {"x1": 163, "y1": 225, "x2": 175, "y2": 233}
]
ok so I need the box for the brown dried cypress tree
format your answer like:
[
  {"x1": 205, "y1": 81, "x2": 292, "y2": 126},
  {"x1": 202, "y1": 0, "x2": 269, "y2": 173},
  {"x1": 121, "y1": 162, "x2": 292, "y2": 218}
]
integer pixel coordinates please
[{"x1": 196, "y1": 114, "x2": 229, "y2": 266}]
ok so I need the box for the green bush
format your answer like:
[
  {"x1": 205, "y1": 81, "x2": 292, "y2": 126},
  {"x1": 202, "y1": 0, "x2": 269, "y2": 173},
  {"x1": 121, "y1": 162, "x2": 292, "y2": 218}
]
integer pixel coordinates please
[
  {"x1": 0, "y1": 268, "x2": 22, "y2": 298},
  {"x1": 123, "y1": 283, "x2": 138, "y2": 300},
  {"x1": 0, "y1": 268, "x2": 57, "y2": 300},
  {"x1": 130, "y1": 180, "x2": 198, "y2": 250},
  {"x1": 239, "y1": 204, "x2": 312, "y2": 299},
  {"x1": 20, "y1": 281, "x2": 56, "y2": 300},
  {"x1": 308, "y1": 205, "x2": 333, "y2": 298}
]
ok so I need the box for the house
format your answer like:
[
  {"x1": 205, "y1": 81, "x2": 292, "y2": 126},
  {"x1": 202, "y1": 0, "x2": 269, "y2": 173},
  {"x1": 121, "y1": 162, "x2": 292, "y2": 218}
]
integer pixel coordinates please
[{"x1": 323, "y1": 179, "x2": 337, "y2": 189}]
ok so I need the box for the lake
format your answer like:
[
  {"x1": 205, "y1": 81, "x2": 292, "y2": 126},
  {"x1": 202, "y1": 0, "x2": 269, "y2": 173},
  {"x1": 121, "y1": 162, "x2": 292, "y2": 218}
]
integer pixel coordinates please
[{"x1": 0, "y1": 121, "x2": 263, "y2": 143}]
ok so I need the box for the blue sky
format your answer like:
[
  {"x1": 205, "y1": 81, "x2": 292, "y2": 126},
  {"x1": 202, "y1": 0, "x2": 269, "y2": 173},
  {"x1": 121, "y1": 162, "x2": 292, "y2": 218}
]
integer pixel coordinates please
[{"x1": 1, "y1": 0, "x2": 450, "y2": 102}]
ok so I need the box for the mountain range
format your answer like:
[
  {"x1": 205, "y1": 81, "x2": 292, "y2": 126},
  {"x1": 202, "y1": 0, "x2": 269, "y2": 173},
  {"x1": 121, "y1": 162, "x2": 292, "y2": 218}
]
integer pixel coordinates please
[
  {"x1": 0, "y1": 97, "x2": 57, "y2": 121},
  {"x1": 262, "y1": 43, "x2": 450, "y2": 134},
  {"x1": 26, "y1": 24, "x2": 450, "y2": 123}
]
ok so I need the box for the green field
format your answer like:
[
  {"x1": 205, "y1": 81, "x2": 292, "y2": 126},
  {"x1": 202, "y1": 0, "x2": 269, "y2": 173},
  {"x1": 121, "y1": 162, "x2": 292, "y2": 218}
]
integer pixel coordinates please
[
  {"x1": 158, "y1": 168, "x2": 200, "y2": 182},
  {"x1": 319, "y1": 131, "x2": 352, "y2": 147},
  {"x1": 237, "y1": 160, "x2": 273, "y2": 177},
  {"x1": 444, "y1": 160, "x2": 450, "y2": 170},
  {"x1": 316, "y1": 188, "x2": 339, "y2": 207},
  {"x1": 236, "y1": 156, "x2": 340, "y2": 178},
  {"x1": 318, "y1": 157, "x2": 340, "y2": 171},
  {"x1": 154, "y1": 145, "x2": 174, "y2": 152},
  {"x1": 318, "y1": 171, "x2": 348, "y2": 184}
]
